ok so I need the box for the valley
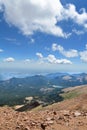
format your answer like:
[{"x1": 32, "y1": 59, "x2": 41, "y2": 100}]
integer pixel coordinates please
[{"x1": 0, "y1": 72, "x2": 87, "y2": 107}]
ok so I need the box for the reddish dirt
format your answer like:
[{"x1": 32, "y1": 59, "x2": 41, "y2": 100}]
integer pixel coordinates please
[{"x1": 0, "y1": 94, "x2": 87, "y2": 130}]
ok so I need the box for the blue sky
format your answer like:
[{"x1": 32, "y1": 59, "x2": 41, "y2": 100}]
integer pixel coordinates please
[{"x1": 0, "y1": 0, "x2": 87, "y2": 74}]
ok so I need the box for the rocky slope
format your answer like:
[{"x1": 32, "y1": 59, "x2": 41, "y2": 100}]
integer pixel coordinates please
[
  {"x1": 0, "y1": 105, "x2": 87, "y2": 130},
  {"x1": 0, "y1": 85, "x2": 87, "y2": 130}
]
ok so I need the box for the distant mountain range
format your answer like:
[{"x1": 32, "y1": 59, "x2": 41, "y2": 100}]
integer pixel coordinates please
[{"x1": 0, "y1": 72, "x2": 87, "y2": 106}]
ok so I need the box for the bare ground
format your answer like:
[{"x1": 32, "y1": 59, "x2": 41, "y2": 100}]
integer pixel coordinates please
[{"x1": 0, "y1": 94, "x2": 87, "y2": 130}]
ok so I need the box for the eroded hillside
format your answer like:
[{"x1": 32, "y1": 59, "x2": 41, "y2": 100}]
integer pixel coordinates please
[{"x1": 0, "y1": 85, "x2": 87, "y2": 130}]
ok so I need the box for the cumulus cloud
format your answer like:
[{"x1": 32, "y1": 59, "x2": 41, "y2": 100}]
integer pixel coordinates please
[
  {"x1": 47, "y1": 54, "x2": 72, "y2": 64},
  {"x1": 72, "y1": 29, "x2": 85, "y2": 35},
  {"x1": 4, "y1": 57, "x2": 15, "y2": 62},
  {"x1": 52, "y1": 43, "x2": 78, "y2": 58},
  {"x1": 36, "y1": 52, "x2": 72, "y2": 64},
  {"x1": 80, "y1": 51, "x2": 87, "y2": 62},
  {"x1": 0, "y1": 0, "x2": 67, "y2": 38},
  {"x1": 63, "y1": 4, "x2": 87, "y2": 28},
  {"x1": 0, "y1": 0, "x2": 87, "y2": 37},
  {"x1": 52, "y1": 43, "x2": 63, "y2": 51},
  {"x1": 36, "y1": 52, "x2": 43, "y2": 58},
  {"x1": 79, "y1": 44, "x2": 87, "y2": 62}
]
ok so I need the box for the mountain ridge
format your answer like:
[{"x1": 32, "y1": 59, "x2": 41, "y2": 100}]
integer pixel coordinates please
[{"x1": 0, "y1": 72, "x2": 87, "y2": 106}]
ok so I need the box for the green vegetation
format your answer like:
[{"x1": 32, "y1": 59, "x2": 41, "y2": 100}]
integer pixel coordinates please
[
  {"x1": 60, "y1": 85, "x2": 87, "y2": 100},
  {"x1": 0, "y1": 73, "x2": 87, "y2": 106},
  {"x1": 60, "y1": 90, "x2": 80, "y2": 100}
]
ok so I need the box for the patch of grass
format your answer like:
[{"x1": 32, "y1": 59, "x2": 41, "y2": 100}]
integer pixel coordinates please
[
  {"x1": 31, "y1": 105, "x2": 43, "y2": 112},
  {"x1": 60, "y1": 90, "x2": 80, "y2": 100}
]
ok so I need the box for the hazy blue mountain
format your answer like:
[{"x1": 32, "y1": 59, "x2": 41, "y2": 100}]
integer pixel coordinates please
[
  {"x1": 0, "y1": 72, "x2": 87, "y2": 106},
  {"x1": 46, "y1": 72, "x2": 69, "y2": 79}
]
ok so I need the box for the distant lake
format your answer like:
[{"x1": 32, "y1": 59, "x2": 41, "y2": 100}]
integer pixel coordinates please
[{"x1": 52, "y1": 85, "x2": 63, "y2": 88}]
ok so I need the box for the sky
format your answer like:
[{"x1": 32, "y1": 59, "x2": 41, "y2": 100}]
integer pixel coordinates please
[{"x1": 0, "y1": 0, "x2": 87, "y2": 74}]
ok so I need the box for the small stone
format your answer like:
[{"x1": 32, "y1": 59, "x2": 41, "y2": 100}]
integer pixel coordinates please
[
  {"x1": 31, "y1": 122, "x2": 36, "y2": 126},
  {"x1": 24, "y1": 126, "x2": 30, "y2": 130},
  {"x1": 53, "y1": 111, "x2": 57, "y2": 115},
  {"x1": 46, "y1": 120, "x2": 54, "y2": 124},
  {"x1": 24, "y1": 117, "x2": 28, "y2": 121},
  {"x1": 74, "y1": 111, "x2": 81, "y2": 117},
  {"x1": 41, "y1": 123, "x2": 47, "y2": 130},
  {"x1": 16, "y1": 126, "x2": 20, "y2": 129},
  {"x1": 84, "y1": 113, "x2": 87, "y2": 116},
  {"x1": 46, "y1": 117, "x2": 52, "y2": 121},
  {"x1": 63, "y1": 110, "x2": 70, "y2": 116},
  {"x1": 58, "y1": 116, "x2": 64, "y2": 120}
]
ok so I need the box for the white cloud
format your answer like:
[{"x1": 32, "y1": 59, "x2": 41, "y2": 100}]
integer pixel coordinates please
[
  {"x1": 0, "y1": 49, "x2": 4, "y2": 52},
  {"x1": 72, "y1": 29, "x2": 85, "y2": 35},
  {"x1": 79, "y1": 44, "x2": 87, "y2": 62},
  {"x1": 80, "y1": 51, "x2": 87, "y2": 62},
  {"x1": 52, "y1": 43, "x2": 63, "y2": 51},
  {"x1": 4, "y1": 57, "x2": 15, "y2": 62},
  {"x1": 1, "y1": 0, "x2": 87, "y2": 37},
  {"x1": 36, "y1": 52, "x2": 43, "y2": 58},
  {"x1": 0, "y1": 0, "x2": 68, "y2": 38},
  {"x1": 47, "y1": 54, "x2": 56, "y2": 63},
  {"x1": 36, "y1": 52, "x2": 72, "y2": 64},
  {"x1": 47, "y1": 54, "x2": 72, "y2": 64},
  {"x1": 63, "y1": 4, "x2": 87, "y2": 29},
  {"x1": 52, "y1": 43, "x2": 78, "y2": 58},
  {"x1": 62, "y1": 49, "x2": 78, "y2": 58}
]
